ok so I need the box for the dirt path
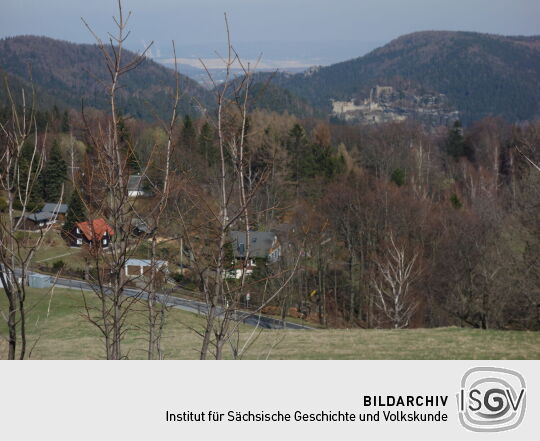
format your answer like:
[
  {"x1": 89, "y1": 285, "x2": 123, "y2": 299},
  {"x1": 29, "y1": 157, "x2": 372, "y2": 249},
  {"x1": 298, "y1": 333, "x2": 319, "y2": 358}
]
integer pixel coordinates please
[{"x1": 36, "y1": 250, "x2": 78, "y2": 263}]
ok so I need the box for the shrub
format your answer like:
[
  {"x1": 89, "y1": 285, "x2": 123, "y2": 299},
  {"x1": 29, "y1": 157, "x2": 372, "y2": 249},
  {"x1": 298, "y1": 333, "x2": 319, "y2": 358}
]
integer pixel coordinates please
[
  {"x1": 450, "y1": 193, "x2": 463, "y2": 209},
  {"x1": 52, "y1": 260, "x2": 66, "y2": 272},
  {"x1": 390, "y1": 168, "x2": 406, "y2": 187}
]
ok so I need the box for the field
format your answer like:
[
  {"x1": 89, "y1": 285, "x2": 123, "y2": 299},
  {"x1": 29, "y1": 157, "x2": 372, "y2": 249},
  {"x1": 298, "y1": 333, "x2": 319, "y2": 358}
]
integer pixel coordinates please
[
  {"x1": 1, "y1": 288, "x2": 539, "y2": 360},
  {"x1": 19, "y1": 229, "x2": 88, "y2": 270}
]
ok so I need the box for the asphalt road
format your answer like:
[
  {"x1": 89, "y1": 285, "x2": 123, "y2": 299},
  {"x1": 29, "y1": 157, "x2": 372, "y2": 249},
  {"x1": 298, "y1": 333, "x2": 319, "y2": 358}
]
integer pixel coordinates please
[{"x1": 48, "y1": 274, "x2": 313, "y2": 330}]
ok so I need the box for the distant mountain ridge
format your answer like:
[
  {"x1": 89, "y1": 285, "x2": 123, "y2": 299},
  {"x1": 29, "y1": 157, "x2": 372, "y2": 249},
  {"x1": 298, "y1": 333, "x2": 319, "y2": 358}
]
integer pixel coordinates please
[
  {"x1": 0, "y1": 35, "x2": 213, "y2": 119},
  {"x1": 254, "y1": 31, "x2": 540, "y2": 124},
  {"x1": 2, "y1": 32, "x2": 540, "y2": 125},
  {"x1": 0, "y1": 35, "x2": 319, "y2": 120}
]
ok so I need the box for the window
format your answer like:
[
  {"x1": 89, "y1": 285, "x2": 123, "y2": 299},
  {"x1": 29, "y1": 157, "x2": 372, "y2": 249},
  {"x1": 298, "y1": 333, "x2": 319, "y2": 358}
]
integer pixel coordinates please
[
  {"x1": 76, "y1": 227, "x2": 80, "y2": 234},
  {"x1": 76, "y1": 238, "x2": 82, "y2": 245}
]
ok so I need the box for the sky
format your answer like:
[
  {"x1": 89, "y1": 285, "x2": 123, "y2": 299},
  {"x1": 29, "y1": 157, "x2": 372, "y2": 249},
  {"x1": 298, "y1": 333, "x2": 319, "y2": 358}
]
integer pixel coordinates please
[{"x1": 1, "y1": 0, "x2": 539, "y2": 65}]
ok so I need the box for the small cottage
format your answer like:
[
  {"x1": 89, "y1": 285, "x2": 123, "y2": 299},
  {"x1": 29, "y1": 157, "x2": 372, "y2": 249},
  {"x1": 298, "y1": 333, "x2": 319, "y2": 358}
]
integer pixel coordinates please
[
  {"x1": 15, "y1": 202, "x2": 68, "y2": 231},
  {"x1": 71, "y1": 218, "x2": 114, "y2": 248},
  {"x1": 16, "y1": 212, "x2": 57, "y2": 231}
]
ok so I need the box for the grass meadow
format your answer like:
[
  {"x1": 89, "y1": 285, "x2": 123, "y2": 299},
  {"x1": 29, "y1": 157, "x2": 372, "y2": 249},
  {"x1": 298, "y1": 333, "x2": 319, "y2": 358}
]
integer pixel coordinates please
[{"x1": 1, "y1": 287, "x2": 539, "y2": 360}]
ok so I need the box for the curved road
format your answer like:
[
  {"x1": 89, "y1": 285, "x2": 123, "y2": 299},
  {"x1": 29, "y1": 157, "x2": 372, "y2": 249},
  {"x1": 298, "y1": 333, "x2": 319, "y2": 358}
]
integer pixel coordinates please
[{"x1": 49, "y1": 274, "x2": 313, "y2": 330}]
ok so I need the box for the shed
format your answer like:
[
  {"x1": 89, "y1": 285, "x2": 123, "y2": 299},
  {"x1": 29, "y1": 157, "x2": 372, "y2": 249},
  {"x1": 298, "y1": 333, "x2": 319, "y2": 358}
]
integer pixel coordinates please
[{"x1": 124, "y1": 258, "x2": 168, "y2": 278}]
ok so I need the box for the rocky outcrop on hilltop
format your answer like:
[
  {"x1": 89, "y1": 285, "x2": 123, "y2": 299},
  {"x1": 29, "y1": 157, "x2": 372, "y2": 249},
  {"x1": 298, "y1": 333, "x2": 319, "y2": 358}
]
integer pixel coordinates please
[{"x1": 332, "y1": 85, "x2": 459, "y2": 127}]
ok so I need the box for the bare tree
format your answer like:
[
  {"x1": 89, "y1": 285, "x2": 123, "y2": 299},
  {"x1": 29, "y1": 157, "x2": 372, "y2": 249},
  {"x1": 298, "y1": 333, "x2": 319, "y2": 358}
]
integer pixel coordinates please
[
  {"x1": 372, "y1": 234, "x2": 419, "y2": 328},
  {"x1": 515, "y1": 144, "x2": 540, "y2": 173},
  {"x1": 171, "y1": 17, "x2": 299, "y2": 359},
  {"x1": 196, "y1": 19, "x2": 260, "y2": 359},
  {"x1": 0, "y1": 79, "x2": 61, "y2": 359},
  {"x1": 142, "y1": 42, "x2": 181, "y2": 360},
  {"x1": 514, "y1": 132, "x2": 540, "y2": 329},
  {"x1": 77, "y1": 0, "x2": 155, "y2": 359}
]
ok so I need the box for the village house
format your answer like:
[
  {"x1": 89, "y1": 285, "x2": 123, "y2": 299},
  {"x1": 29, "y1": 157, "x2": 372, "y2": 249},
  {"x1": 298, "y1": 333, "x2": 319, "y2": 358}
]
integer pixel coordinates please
[
  {"x1": 15, "y1": 202, "x2": 68, "y2": 231},
  {"x1": 16, "y1": 211, "x2": 57, "y2": 231},
  {"x1": 70, "y1": 218, "x2": 114, "y2": 248},
  {"x1": 227, "y1": 231, "x2": 281, "y2": 278}
]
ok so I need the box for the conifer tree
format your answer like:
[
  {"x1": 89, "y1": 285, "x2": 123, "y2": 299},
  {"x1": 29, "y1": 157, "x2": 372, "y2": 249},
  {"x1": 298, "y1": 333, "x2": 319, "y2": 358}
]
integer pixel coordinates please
[
  {"x1": 63, "y1": 190, "x2": 86, "y2": 232},
  {"x1": 41, "y1": 139, "x2": 67, "y2": 202},
  {"x1": 61, "y1": 110, "x2": 70, "y2": 133},
  {"x1": 390, "y1": 168, "x2": 406, "y2": 186},
  {"x1": 198, "y1": 121, "x2": 216, "y2": 165},
  {"x1": 288, "y1": 123, "x2": 308, "y2": 182},
  {"x1": 446, "y1": 120, "x2": 465, "y2": 159},
  {"x1": 181, "y1": 115, "x2": 197, "y2": 151}
]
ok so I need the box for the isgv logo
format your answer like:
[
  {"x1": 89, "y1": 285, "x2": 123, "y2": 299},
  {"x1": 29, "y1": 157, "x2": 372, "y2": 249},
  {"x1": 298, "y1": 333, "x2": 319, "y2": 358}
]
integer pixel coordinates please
[{"x1": 457, "y1": 367, "x2": 526, "y2": 432}]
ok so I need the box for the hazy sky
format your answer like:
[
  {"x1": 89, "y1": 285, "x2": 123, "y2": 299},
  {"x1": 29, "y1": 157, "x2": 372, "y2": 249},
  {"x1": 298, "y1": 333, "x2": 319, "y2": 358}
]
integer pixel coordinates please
[{"x1": 2, "y1": 0, "x2": 539, "y2": 61}]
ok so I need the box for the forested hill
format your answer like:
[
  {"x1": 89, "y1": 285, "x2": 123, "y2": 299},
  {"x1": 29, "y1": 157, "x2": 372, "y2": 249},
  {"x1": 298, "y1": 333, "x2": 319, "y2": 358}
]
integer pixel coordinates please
[
  {"x1": 261, "y1": 31, "x2": 540, "y2": 124},
  {"x1": 0, "y1": 35, "x2": 213, "y2": 119},
  {"x1": 3, "y1": 33, "x2": 540, "y2": 124}
]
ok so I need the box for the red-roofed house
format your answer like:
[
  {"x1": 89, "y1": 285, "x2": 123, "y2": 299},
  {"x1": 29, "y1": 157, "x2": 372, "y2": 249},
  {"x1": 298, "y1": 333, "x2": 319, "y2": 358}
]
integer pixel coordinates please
[{"x1": 70, "y1": 218, "x2": 114, "y2": 248}]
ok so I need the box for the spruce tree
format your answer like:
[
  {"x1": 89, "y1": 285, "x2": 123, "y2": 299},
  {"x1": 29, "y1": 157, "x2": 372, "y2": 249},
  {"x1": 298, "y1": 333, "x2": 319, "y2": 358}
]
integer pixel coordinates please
[
  {"x1": 52, "y1": 105, "x2": 61, "y2": 121},
  {"x1": 181, "y1": 115, "x2": 197, "y2": 151},
  {"x1": 61, "y1": 110, "x2": 70, "y2": 133},
  {"x1": 41, "y1": 139, "x2": 68, "y2": 202},
  {"x1": 445, "y1": 120, "x2": 465, "y2": 159},
  {"x1": 52, "y1": 105, "x2": 60, "y2": 131},
  {"x1": 63, "y1": 190, "x2": 86, "y2": 232},
  {"x1": 290, "y1": 130, "x2": 343, "y2": 181},
  {"x1": 117, "y1": 115, "x2": 140, "y2": 173},
  {"x1": 198, "y1": 121, "x2": 216, "y2": 165},
  {"x1": 450, "y1": 193, "x2": 463, "y2": 209},
  {"x1": 288, "y1": 123, "x2": 308, "y2": 182},
  {"x1": 390, "y1": 168, "x2": 406, "y2": 187}
]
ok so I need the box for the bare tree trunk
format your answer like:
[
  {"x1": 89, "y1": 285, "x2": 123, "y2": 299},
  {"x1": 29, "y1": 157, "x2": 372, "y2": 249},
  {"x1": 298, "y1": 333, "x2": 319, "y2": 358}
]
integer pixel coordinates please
[{"x1": 0, "y1": 79, "x2": 58, "y2": 359}]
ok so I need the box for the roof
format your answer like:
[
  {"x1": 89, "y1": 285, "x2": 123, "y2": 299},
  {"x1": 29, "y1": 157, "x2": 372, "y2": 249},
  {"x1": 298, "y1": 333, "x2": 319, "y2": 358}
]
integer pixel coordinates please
[
  {"x1": 42, "y1": 203, "x2": 68, "y2": 214},
  {"x1": 131, "y1": 218, "x2": 152, "y2": 233},
  {"x1": 229, "y1": 231, "x2": 279, "y2": 259},
  {"x1": 125, "y1": 259, "x2": 167, "y2": 267},
  {"x1": 27, "y1": 212, "x2": 56, "y2": 222},
  {"x1": 76, "y1": 218, "x2": 114, "y2": 241},
  {"x1": 128, "y1": 175, "x2": 144, "y2": 192}
]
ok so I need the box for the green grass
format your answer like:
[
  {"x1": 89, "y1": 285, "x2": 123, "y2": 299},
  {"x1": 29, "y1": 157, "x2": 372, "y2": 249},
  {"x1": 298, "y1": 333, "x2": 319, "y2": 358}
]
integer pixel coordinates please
[
  {"x1": 31, "y1": 230, "x2": 180, "y2": 274},
  {"x1": 1, "y1": 288, "x2": 539, "y2": 360},
  {"x1": 21, "y1": 229, "x2": 88, "y2": 270}
]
